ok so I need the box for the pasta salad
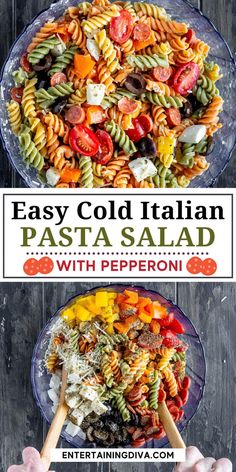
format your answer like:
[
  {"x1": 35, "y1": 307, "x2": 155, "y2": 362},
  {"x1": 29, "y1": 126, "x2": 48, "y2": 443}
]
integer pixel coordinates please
[
  {"x1": 45, "y1": 288, "x2": 190, "y2": 447},
  {"x1": 7, "y1": 0, "x2": 223, "y2": 188}
]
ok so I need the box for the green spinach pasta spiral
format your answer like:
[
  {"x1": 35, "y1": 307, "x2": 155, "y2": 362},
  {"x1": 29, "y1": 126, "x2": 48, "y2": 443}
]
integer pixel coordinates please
[
  {"x1": 35, "y1": 82, "x2": 74, "y2": 108},
  {"x1": 143, "y1": 92, "x2": 184, "y2": 108},
  {"x1": 28, "y1": 35, "x2": 61, "y2": 65},
  {"x1": 179, "y1": 143, "x2": 196, "y2": 167},
  {"x1": 48, "y1": 46, "x2": 78, "y2": 76},
  {"x1": 105, "y1": 121, "x2": 137, "y2": 155},
  {"x1": 149, "y1": 371, "x2": 160, "y2": 410},
  {"x1": 127, "y1": 53, "x2": 169, "y2": 70},
  {"x1": 193, "y1": 75, "x2": 219, "y2": 106},
  {"x1": 101, "y1": 89, "x2": 136, "y2": 109},
  {"x1": 19, "y1": 131, "x2": 44, "y2": 170},
  {"x1": 79, "y1": 155, "x2": 93, "y2": 188},
  {"x1": 113, "y1": 394, "x2": 131, "y2": 422}
]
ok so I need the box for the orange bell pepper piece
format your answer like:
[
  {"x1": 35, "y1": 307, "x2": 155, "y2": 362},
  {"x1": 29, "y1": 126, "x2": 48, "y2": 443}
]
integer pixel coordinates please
[
  {"x1": 134, "y1": 31, "x2": 156, "y2": 51},
  {"x1": 116, "y1": 293, "x2": 127, "y2": 304},
  {"x1": 139, "y1": 312, "x2": 153, "y2": 324},
  {"x1": 74, "y1": 54, "x2": 95, "y2": 79},
  {"x1": 60, "y1": 168, "x2": 81, "y2": 183},
  {"x1": 124, "y1": 289, "x2": 139, "y2": 305},
  {"x1": 113, "y1": 321, "x2": 129, "y2": 334},
  {"x1": 153, "y1": 301, "x2": 168, "y2": 319},
  {"x1": 86, "y1": 106, "x2": 106, "y2": 125}
]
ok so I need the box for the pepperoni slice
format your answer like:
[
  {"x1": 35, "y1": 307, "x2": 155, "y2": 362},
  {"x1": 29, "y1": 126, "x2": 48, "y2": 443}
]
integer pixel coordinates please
[
  {"x1": 65, "y1": 105, "x2": 85, "y2": 125},
  {"x1": 20, "y1": 52, "x2": 32, "y2": 73},
  {"x1": 118, "y1": 97, "x2": 140, "y2": 114},
  {"x1": 166, "y1": 108, "x2": 181, "y2": 127},
  {"x1": 153, "y1": 65, "x2": 172, "y2": 82},
  {"x1": 50, "y1": 72, "x2": 67, "y2": 86},
  {"x1": 23, "y1": 258, "x2": 39, "y2": 276},
  {"x1": 38, "y1": 257, "x2": 54, "y2": 274},
  {"x1": 10, "y1": 86, "x2": 24, "y2": 103},
  {"x1": 186, "y1": 256, "x2": 203, "y2": 274},
  {"x1": 133, "y1": 23, "x2": 151, "y2": 41},
  {"x1": 202, "y1": 258, "x2": 217, "y2": 276}
]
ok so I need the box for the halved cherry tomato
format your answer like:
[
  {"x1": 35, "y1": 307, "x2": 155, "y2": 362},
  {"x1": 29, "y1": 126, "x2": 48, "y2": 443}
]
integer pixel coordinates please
[
  {"x1": 20, "y1": 52, "x2": 32, "y2": 73},
  {"x1": 166, "y1": 108, "x2": 181, "y2": 127},
  {"x1": 158, "y1": 389, "x2": 166, "y2": 403},
  {"x1": 138, "y1": 114, "x2": 153, "y2": 133},
  {"x1": 180, "y1": 387, "x2": 189, "y2": 405},
  {"x1": 182, "y1": 376, "x2": 191, "y2": 390},
  {"x1": 153, "y1": 65, "x2": 172, "y2": 82},
  {"x1": 109, "y1": 10, "x2": 133, "y2": 44},
  {"x1": 158, "y1": 312, "x2": 174, "y2": 327},
  {"x1": 168, "y1": 318, "x2": 185, "y2": 334},
  {"x1": 173, "y1": 62, "x2": 201, "y2": 96},
  {"x1": 161, "y1": 329, "x2": 180, "y2": 348},
  {"x1": 133, "y1": 23, "x2": 151, "y2": 41},
  {"x1": 50, "y1": 72, "x2": 67, "y2": 86},
  {"x1": 65, "y1": 105, "x2": 85, "y2": 125},
  {"x1": 118, "y1": 97, "x2": 140, "y2": 115},
  {"x1": 10, "y1": 86, "x2": 23, "y2": 103},
  {"x1": 185, "y1": 29, "x2": 197, "y2": 46},
  {"x1": 93, "y1": 130, "x2": 113, "y2": 165},
  {"x1": 69, "y1": 125, "x2": 99, "y2": 156},
  {"x1": 175, "y1": 395, "x2": 183, "y2": 408}
]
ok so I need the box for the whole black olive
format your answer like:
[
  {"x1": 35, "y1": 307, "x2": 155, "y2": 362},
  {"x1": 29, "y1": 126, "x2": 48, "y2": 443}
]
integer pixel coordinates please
[
  {"x1": 37, "y1": 79, "x2": 49, "y2": 90},
  {"x1": 181, "y1": 99, "x2": 193, "y2": 118},
  {"x1": 32, "y1": 54, "x2": 52, "y2": 72},
  {"x1": 186, "y1": 93, "x2": 199, "y2": 111},
  {"x1": 136, "y1": 137, "x2": 156, "y2": 156},
  {"x1": 51, "y1": 98, "x2": 67, "y2": 114},
  {"x1": 205, "y1": 136, "x2": 214, "y2": 155},
  {"x1": 124, "y1": 73, "x2": 146, "y2": 95}
]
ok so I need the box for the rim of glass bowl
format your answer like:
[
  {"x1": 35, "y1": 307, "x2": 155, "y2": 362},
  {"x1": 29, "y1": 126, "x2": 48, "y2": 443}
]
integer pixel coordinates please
[
  {"x1": 31, "y1": 283, "x2": 206, "y2": 448},
  {"x1": 0, "y1": 0, "x2": 236, "y2": 188}
]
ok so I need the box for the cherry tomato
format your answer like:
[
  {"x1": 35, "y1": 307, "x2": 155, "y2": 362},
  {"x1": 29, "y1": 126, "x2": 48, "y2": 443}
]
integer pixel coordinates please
[
  {"x1": 161, "y1": 329, "x2": 180, "y2": 348},
  {"x1": 182, "y1": 376, "x2": 191, "y2": 390},
  {"x1": 201, "y1": 258, "x2": 217, "y2": 276},
  {"x1": 186, "y1": 256, "x2": 203, "y2": 274},
  {"x1": 185, "y1": 29, "x2": 197, "y2": 46},
  {"x1": 50, "y1": 72, "x2": 67, "y2": 86},
  {"x1": 178, "y1": 409, "x2": 184, "y2": 421},
  {"x1": 38, "y1": 257, "x2": 54, "y2": 275},
  {"x1": 10, "y1": 86, "x2": 23, "y2": 103},
  {"x1": 92, "y1": 130, "x2": 114, "y2": 165},
  {"x1": 158, "y1": 389, "x2": 166, "y2": 403},
  {"x1": 158, "y1": 312, "x2": 174, "y2": 327},
  {"x1": 109, "y1": 10, "x2": 133, "y2": 44},
  {"x1": 168, "y1": 318, "x2": 185, "y2": 334},
  {"x1": 153, "y1": 65, "x2": 172, "y2": 82},
  {"x1": 69, "y1": 125, "x2": 99, "y2": 156},
  {"x1": 23, "y1": 258, "x2": 39, "y2": 276},
  {"x1": 133, "y1": 22, "x2": 151, "y2": 41},
  {"x1": 118, "y1": 97, "x2": 140, "y2": 114},
  {"x1": 166, "y1": 108, "x2": 181, "y2": 127},
  {"x1": 20, "y1": 52, "x2": 32, "y2": 73},
  {"x1": 65, "y1": 105, "x2": 85, "y2": 125},
  {"x1": 153, "y1": 427, "x2": 165, "y2": 440},
  {"x1": 138, "y1": 114, "x2": 153, "y2": 133},
  {"x1": 175, "y1": 395, "x2": 183, "y2": 408},
  {"x1": 173, "y1": 62, "x2": 201, "y2": 96}
]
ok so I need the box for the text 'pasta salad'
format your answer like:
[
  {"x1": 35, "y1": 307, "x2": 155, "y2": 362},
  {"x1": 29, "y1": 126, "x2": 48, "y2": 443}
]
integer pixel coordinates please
[
  {"x1": 7, "y1": 0, "x2": 223, "y2": 188},
  {"x1": 45, "y1": 288, "x2": 190, "y2": 447}
]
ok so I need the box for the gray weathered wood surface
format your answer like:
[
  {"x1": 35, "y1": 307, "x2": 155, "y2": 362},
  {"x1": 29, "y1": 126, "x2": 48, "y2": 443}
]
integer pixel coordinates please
[
  {"x1": 0, "y1": 0, "x2": 235, "y2": 188},
  {"x1": 0, "y1": 282, "x2": 235, "y2": 471}
]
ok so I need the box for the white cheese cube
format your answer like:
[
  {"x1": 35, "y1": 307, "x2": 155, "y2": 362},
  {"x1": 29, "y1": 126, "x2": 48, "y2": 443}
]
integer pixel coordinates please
[
  {"x1": 46, "y1": 167, "x2": 60, "y2": 187},
  {"x1": 51, "y1": 404, "x2": 58, "y2": 414},
  {"x1": 68, "y1": 373, "x2": 82, "y2": 384},
  {"x1": 49, "y1": 374, "x2": 61, "y2": 392},
  {"x1": 65, "y1": 422, "x2": 81, "y2": 437},
  {"x1": 47, "y1": 388, "x2": 59, "y2": 405},
  {"x1": 77, "y1": 428, "x2": 86, "y2": 440},
  {"x1": 92, "y1": 399, "x2": 108, "y2": 415},
  {"x1": 79, "y1": 402, "x2": 93, "y2": 416},
  {"x1": 86, "y1": 84, "x2": 106, "y2": 105},
  {"x1": 86, "y1": 39, "x2": 101, "y2": 61},
  {"x1": 71, "y1": 409, "x2": 84, "y2": 426},
  {"x1": 80, "y1": 386, "x2": 97, "y2": 401},
  {"x1": 51, "y1": 37, "x2": 66, "y2": 57},
  {"x1": 66, "y1": 395, "x2": 80, "y2": 409},
  {"x1": 128, "y1": 158, "x2": 157, "y2": 183},
  {"x1": 178, "y1": 125, "x2": 206, "y2": 144}
]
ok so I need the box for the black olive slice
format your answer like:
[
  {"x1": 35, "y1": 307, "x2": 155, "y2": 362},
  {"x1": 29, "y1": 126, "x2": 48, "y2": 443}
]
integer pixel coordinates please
[
  {"x1": 124, "y1": 73, "x2": 146, "y2": 95},
  {"x1": 182, "y1": 99, "x2": 193, "y2": 118},
  {"x1": 136, "y1": 137, "x2": 156, "y2": 156},
  {"x1": 32, "y1": 54, "x2": 52, "y2": 72},
  {"x1": 51, "y1": 98, "x2": 67, "y2": 114}
]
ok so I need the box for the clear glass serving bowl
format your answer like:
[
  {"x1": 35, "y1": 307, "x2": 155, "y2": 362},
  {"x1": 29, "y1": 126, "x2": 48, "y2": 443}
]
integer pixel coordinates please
[
  {"x1": 1, "y1": 0, "x2": 235, "y2": 188},
  {"x1": 31, "y1": 284, "x2": 206, "y2": 448}
]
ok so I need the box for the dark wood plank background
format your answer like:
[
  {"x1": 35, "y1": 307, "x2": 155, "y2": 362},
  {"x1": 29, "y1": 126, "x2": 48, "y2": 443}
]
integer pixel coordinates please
[
  {"x1": 0, "y1": 0, "x2": 235, "y2": 188},
  {"x1": 0, "y1": 282, "x2": 235, "y2": 472}
]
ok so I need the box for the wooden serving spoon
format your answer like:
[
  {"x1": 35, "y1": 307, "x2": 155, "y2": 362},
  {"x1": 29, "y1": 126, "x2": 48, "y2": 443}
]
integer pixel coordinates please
[
  {"x1": 41, "y1": 366, "x2": 69, "y2": 471},
  {"x1": 158, "y1": 401, "x2": 186, "y2": 448}
]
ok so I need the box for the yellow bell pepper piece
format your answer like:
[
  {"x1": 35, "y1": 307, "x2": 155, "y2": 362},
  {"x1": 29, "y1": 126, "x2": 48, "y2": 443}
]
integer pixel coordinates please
[
  {"x1": 75, "y1": 305, "x2": 92, "y2": 321},
  {"x1": 139, "y1": 312, "x2": 153, "y2": 324},
  {"x1": 61, "y1": 307, "x2": 75, "y2": 324},
  {"x1": 95, "y1": 291, "x2": 109, "y2": 307},
  {"x1": 101, "y1": 306, "x2": 113, "y2": 319},
  {"x1": 106, "y1": 324, "x2": 114, "y2": 335},
  {"x1": 106, "y1": 313, "x2": 119, "y2": 323},
  {"x1": 85, "y1": 297, "x2": 101, "y2": 315},
  {"x1": 157, "y1": 136, "x2": 175, "y2": 155},
  {"x1": 108, "y1": 292, "x2": 117, "y2": 299}
]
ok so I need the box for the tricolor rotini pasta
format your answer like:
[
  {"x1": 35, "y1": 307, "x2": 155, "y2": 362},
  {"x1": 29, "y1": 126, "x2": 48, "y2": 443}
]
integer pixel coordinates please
[
  {"x1": 6, "y1": 0, "x2": 223, "y2": 187},
  {"x1": 45, "y1": 287, "x2": 190, "y2": 447}
]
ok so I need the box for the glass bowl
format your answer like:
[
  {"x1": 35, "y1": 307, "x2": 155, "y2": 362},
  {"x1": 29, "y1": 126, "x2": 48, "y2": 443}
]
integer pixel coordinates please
[
  {"x1": 0, "y1": 0, "x2": 235, "y2": 188},
  {"x1": 31, "y1": 284, "x2": 206, "y2": 448}
]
